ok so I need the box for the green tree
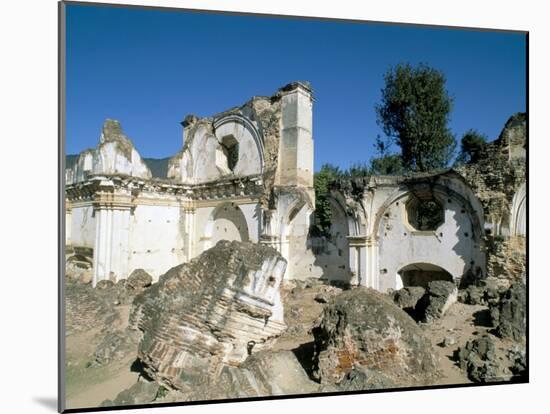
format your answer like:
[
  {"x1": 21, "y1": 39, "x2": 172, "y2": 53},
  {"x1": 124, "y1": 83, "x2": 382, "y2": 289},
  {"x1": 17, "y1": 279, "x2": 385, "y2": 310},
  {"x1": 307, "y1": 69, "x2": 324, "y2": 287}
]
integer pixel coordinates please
[
  {"x1": 313, "y1": 163, "x2": 343, "y2": 236},
  {"x1": 368, "y1": 135, "x2": 404, "y2": 175},
  {"x1": 455, "y1": 129, "x2": 487, "y2": 165},
  {"x1": 347, "y1": 161, "x2": 371, "y2": 178},
  {"x1": 376, "y1": 63, "x2": 456, "y2": 172}
]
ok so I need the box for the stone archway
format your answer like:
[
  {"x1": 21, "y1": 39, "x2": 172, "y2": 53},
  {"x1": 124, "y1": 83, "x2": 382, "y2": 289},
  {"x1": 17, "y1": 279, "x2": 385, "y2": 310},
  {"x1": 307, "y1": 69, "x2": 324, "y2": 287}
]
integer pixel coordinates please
[
  {"x1": 397, "y1": 263, "x2": 454, "y2": 289},
  {"x1": 204, "y1": 202, "x2": 250, "y2": 249}
]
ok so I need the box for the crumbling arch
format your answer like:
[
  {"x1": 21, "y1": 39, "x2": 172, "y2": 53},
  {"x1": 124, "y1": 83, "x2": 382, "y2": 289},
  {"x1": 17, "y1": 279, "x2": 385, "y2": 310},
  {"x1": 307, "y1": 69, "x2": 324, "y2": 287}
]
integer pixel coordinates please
[
  {"x1": 203, "y1": 202, "x2": 250, "y2": 249},
  {"x1": 328, "y1": 192, "x2": 368, "y2": 237},
  {"x1": 396, "y1": 262, "x2": 454, "y2": 289},
  {"x1": 213, "y1": 114, "x2": 264, "y2": 176}
]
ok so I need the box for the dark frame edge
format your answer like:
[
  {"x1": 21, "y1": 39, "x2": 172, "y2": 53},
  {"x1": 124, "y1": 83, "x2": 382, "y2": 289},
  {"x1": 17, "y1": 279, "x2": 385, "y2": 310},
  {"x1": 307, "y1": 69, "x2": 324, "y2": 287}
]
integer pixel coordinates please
[
  {"x1": 59, "y1": 1, "x2": 67, "y2": 413},
  {"x1": 525, "y1": 31, "x2": 529, "y2": 383}
]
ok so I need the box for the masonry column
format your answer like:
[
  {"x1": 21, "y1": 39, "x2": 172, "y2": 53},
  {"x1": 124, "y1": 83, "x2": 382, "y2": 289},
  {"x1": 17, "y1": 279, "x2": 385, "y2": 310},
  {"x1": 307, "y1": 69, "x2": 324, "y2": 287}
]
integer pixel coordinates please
[
  {"x1": 182, "y1": 202, "x2": 196, "y2": 261},
  {"x1": 348, "y1": 235, "x2": 368, "y2": 286},
  {"x1": 278, "y1": 82, "x2": 314, "y2": 195},
  {"x1": 366, "y1": 237, "x2": 380, "y2": 289},
  {"x1": 92, "y1": 180, "x2": 132, "y2": 286}
]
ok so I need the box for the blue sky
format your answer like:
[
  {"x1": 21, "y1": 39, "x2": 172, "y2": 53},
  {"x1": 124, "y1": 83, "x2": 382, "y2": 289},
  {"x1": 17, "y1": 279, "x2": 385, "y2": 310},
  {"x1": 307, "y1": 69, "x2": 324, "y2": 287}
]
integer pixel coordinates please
[{"x1": 66, "y1": 4, "x2": 526, "y2": 171}]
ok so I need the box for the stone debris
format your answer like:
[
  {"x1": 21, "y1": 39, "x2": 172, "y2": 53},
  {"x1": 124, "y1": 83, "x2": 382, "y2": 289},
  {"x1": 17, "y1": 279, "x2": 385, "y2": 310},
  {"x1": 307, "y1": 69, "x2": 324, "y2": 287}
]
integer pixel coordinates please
[
  {"x1": 96, "y1": 280, "x2": 115, "y2": 290},
  {"x1": 456, "y1": 335, "x2": 500, "y2": 383},
  {"x1": 150, "y1": 350, "x2": 319, "y2": 402},
  {"x1": 507, "y1": 346, "x2": 527, "y2": 380},
  {"x1": 416, "y1": 281, "x2": 458, "y2": 323},
  {"x1": 92, "y1": 330, "x2": 140, "y2": 367},
  {"x1": 314, "y1": 285, "x2": 343, "y2": 304},
  {"x1": 65, "y1": 279, "x2": 122, "y2": 336},
  {"x1": 125, "y1": 269, "x2": 153, "y2": 293},
  {"x1": 392, "y1": 286, "x2": 426, "y2": 310},
  {"x1": 312, "y1": 288, "x2": 438, "y2": 386},
  {"x1": 321, "y1": 366, "x2": 397, "y2": 392},
  {"x1": 458, "y1": 277, "x2": 506, "y2": 306},
  {"x1": 129, "y1": 240, "x2": 288, "y2": 391},
  {"x1": 101, "y1": 379, "x2": 160, "y2": 407},
  {"x1": 440, "y1": 336, "x2": 457, "y2": 348},
  {"x1": 489, "y1": 281, "x2": 526, "y2": 341}
]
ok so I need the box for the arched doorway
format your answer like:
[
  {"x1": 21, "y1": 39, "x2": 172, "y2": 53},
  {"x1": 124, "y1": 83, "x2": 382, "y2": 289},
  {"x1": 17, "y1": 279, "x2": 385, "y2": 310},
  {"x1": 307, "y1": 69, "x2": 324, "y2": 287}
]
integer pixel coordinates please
[
  {"x1": 204, "y1": 202, "x2": 250, "y2": 249},
  {"x1": 397, "y1": 263, "x2": 453, "y2": 289}
]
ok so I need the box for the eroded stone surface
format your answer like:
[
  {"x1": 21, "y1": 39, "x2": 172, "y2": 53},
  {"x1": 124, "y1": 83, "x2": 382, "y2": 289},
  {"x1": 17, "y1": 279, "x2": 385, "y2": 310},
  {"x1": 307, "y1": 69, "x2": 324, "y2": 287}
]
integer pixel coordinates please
[
  {"x1": 392, "y1": 286, "x2": 426, "y2": 310},
  {"x1": 126, "y1": 269, "x2": 153, "y2": 293},
  {"x1": 457, "y1": 335, "x2": 500, "y2": 383},
  {"x1": 416, "y1": 281, "x2": 458, "y2": 322},
  {"x1": 129, "y1": 240, "x2": 288, "y2": 391},
  {"x1": 490, "y1": 281, "x2": 526, "y2": 341},
  {"x1": 312, "y1": 288, "x2": 438, "y2": 386}
]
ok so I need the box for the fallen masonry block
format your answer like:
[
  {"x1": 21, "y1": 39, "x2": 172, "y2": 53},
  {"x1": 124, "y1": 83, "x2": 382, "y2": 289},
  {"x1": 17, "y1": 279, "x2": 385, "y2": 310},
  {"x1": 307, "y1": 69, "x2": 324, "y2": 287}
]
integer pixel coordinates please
[{"x1": 129, "y1": 240, "x2": 287, "y2": 391}]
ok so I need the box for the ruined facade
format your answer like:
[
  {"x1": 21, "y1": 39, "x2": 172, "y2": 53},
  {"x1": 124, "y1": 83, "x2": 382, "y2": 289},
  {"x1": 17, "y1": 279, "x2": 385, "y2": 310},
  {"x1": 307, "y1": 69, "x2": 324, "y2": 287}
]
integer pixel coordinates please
[
  {"x1": 66, "y1": 82, "x2": 316, "y2": 285},
  {"x1": 323, "y1": 113, "x2": 526, "y2": 290},
  {"x1": 65, "y1": 82, "x2": 526, "y2": 292}
]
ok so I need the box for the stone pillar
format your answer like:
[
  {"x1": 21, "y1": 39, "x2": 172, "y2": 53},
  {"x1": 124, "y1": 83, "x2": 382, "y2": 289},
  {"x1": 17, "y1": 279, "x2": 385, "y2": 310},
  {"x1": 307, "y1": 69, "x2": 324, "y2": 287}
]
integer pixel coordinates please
[
  {"x1": 278, "y1": 82, "x2": 314, "y2": 193},
  {"x1": 92, "y1": 187, "x2": 132, "y2": 286},
  {"x1": 182, "y1": 204, "x2": 196, "y2": 261},
  {"x1": 348, "y1": 235, "x2": 368, "y2": 286},
  {"x1": 366, "y1": 237, "x2": 380, "y2": 290}
]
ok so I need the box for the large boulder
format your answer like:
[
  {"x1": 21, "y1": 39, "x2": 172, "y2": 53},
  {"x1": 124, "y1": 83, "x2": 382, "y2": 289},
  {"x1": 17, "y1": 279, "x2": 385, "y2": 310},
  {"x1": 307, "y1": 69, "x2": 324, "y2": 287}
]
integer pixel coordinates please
[
  {"x1": 312, "y1": 288, "x2": 438, "y2": 387},
  {"x1": 392, "y1": 286, "x2": 426, "y2": 310},
  {"x1": 129, "y1": 241, "x2": 288, "y2": 391},
  {"x1": 457, "y1": 335, "x2": 500, "y2": 383},
  {"x1": 416, "y1": 281, "x2": 457, "y2": 322},
  {"x1": 490, "y1": 282, "x2": 526, "y2": 341}
]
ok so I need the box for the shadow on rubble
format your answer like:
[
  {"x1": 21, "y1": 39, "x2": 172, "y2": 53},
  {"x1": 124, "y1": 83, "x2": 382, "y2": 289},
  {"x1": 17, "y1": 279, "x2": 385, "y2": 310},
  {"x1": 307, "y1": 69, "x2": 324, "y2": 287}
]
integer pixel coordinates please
[
  {"x1": 472, "y1": 309, "x2": 493, "y2": 327},
  {"x1": 292, "y1": 341, "x2": 320, "y2": 383},
  {"x1": 130, "y1": 358, "x2": 155, "y2": 382}
]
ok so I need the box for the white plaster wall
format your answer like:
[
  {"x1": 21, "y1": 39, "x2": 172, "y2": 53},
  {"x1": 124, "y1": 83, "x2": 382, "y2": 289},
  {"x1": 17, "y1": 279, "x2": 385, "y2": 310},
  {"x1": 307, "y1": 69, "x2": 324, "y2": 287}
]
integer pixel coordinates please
[
  {"x1": 127, "y1": 204, "x2": 186, "y2": 281},
  {"x1": 377, "y1": 194, "x2": 485, "y2": 292},
  {"x1": 193, "y1": 206, "x2": 215, "y2": 256},
  {"x1": 69, "y1": 205, "x2": 96, "y2": 249},
  {"x1": 210, "y1": 204, "x2": 249, "y2": 245},
  {"x1": 92, "y1": 143, "x2": 151, "y2": 179},
  {"x1": 285, "y1": 206, "x2": 323, "y2": 281},
  {"x1": 239, "y1": 203, "x2": 261, "y2": 243},
  {"x1": 310, "y1": 205, "x2": 351, "y2": 283},
  {"x1": 193, "y1": 202, "x2": 259, "y2": 255},
  {"x1": 190, "y1": 131, "x2": 220, "y2": 183}
]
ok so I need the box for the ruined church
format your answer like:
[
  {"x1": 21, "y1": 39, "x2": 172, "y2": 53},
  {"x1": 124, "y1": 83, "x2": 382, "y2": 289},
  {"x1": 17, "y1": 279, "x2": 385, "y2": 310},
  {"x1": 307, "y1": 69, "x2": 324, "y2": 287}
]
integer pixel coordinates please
[{"x1": 65, "y1": 81, "x2": 526, "y2": 291}]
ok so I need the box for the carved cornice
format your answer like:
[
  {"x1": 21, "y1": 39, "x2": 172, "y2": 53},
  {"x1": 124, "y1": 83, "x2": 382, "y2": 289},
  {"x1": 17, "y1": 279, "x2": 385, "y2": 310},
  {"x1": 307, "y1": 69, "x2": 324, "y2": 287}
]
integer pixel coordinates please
[{"x1": 66, "y1": 174, "x2": 264, "y2": 210}]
